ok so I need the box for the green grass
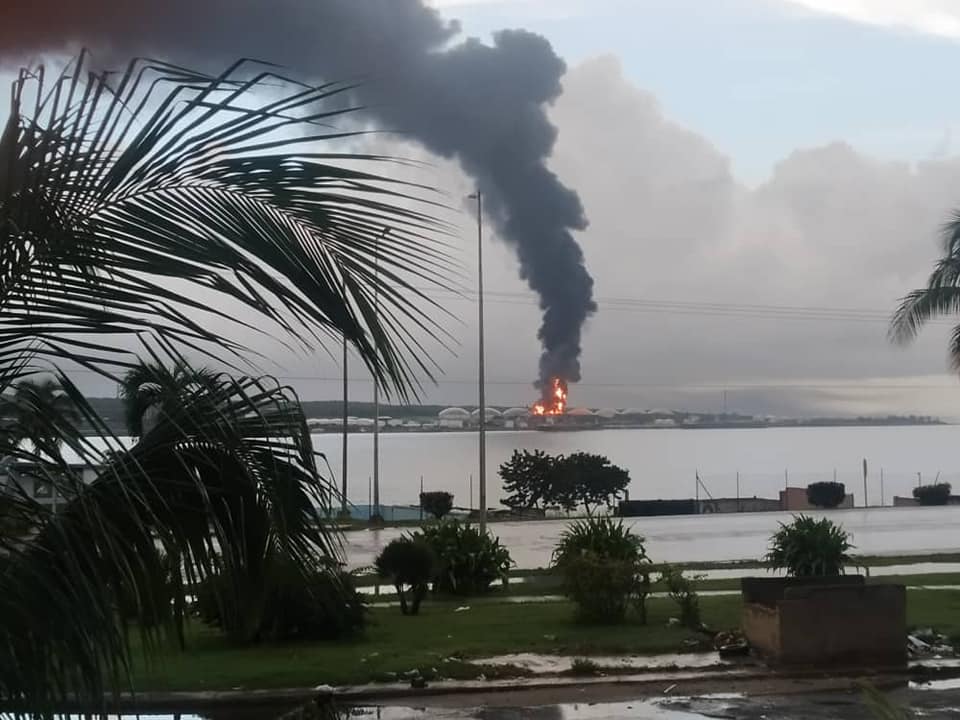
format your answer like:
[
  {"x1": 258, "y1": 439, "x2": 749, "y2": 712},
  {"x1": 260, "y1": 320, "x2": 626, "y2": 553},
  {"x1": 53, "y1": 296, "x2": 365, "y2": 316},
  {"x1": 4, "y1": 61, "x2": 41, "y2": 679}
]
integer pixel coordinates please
[
  {"x1": 126, "y1": 589, "x2": 960, "y2": 693},
  {"x1": 129, "y1": 595, "x2": 740, "y2": 691}
]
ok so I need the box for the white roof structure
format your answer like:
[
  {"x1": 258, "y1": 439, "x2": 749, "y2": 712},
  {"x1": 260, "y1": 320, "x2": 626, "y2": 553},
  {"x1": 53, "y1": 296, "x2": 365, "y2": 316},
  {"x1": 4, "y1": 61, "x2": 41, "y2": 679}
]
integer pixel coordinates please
[
  {"x1": 566, "y1": 407, "x2": 594, "y2": 417},
  {"x1": 438, "y1": 407, "x2": 470, "y2": 419},
  {"x1": 470, "y1": 407, "x2": 502, "y2": 418},
  {"x1": 618, "y1": 408, "x2": 647, "y2": 415},
  {"x1": 502, "y1": 407, "x2": 530, "y2": 418},
  {"x1": 595, "y1": 408, "x2": 617, "y2": 419}
]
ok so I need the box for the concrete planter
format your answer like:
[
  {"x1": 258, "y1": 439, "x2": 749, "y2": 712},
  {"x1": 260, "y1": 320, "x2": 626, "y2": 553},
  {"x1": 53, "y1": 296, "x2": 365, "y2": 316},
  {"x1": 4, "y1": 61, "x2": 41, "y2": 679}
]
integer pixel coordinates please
[{"x1": 741, "y1": 576, "x2": 906, "y2": 667}]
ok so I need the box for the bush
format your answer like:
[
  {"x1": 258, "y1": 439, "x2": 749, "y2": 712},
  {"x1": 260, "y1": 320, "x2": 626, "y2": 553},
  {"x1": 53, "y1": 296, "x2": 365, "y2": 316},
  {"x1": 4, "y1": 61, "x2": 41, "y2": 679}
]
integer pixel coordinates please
[
  {"x1": 806, "y1": 481, "x2": 846, "y2": 508},
  {"x1": 552, "y1": 516, "x2": 647, "y2": 566},
  {"x1": 913, "y1": 482, "x2": 952, "y2": 506},
  {"x1": 375, "y1": 538, "x2": 436, "y2": 615},
  {"x1": 414, "y1": 520, "x2": 512, "y2": 595},
  {"x1": 195, "y1": 558, "x2": 366, "y2": 642},
  {"x1": 766, "y1": 515, "x2": 852, "y2": 577},
  {"x1": 562, "y1": 552, "x2": 638, "y2": 624},
  {"x1": 419, "y1": 491, "x2": 454, "y2": 520},
  {"x1": 553, "y1": 516, "x2": 651, "y2": 624},
  {"x1": 500, "y1": 449, "x2": 630, "y2": 512},
  {"x1": 659, "y1": 564, "x2": 702, "y2": 628}
]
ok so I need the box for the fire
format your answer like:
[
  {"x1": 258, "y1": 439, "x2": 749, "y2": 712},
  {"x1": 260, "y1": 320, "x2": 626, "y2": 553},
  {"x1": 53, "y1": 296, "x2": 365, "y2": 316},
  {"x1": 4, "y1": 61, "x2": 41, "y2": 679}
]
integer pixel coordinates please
[{"x1": 532, "y1": 377, "x2": 568, "y2": 416}]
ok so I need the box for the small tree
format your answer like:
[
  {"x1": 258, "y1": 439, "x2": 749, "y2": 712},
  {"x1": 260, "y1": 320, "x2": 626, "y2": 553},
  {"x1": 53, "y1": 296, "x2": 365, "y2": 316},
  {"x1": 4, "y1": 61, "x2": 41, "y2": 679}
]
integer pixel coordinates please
[
  {"x1": 420, "y1": 491, "x2": 454, "y2": 520},
  {"x1": 767, "y1": 515, "x2": 852, "y2": 577},
  {"x1": 375, "y1": 538, "x2": 436, "y2": 615},
  {"x1": 500, "y1": 449, "x2": 556, "y2": 510},
  {"x1": 559, "y1": 452, "x2": 630, "y2": 512},
  {"x1": 806, "y1": 481, "x2": 846, "y2": 509},
  {"x1": 659, "y1": 565, "x2": 702, "y2": 628},
  {"x1": 914, "y1": 482, "x2": 952, "y2": 506}
]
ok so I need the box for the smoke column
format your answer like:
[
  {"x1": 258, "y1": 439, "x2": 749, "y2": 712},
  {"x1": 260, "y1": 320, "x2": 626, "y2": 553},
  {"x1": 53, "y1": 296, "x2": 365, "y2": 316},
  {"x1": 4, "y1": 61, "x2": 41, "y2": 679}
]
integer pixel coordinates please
[{"x1": 1, "y1": 0, "x2": 596, "y2": 393}]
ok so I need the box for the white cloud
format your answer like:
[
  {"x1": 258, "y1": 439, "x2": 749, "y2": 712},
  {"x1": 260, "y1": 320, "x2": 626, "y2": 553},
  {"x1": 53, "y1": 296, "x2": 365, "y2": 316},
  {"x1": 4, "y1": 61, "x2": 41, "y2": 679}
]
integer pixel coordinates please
[{"x1": 783, "y1": 0, "x2": 960, "y2": 39}]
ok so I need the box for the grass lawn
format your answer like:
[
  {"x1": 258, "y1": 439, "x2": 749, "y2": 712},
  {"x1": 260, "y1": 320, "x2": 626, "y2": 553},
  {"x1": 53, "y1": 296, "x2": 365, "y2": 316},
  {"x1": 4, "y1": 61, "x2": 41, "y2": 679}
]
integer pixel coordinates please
[{"x1": 128, "y1": 589, "x2": 960, "y2": 692}]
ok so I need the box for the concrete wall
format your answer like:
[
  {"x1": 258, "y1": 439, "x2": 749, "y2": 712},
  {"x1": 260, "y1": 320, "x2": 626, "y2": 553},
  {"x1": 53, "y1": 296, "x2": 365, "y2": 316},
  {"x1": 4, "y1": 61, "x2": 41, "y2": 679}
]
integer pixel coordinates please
[
  {"x1": 742, "y1": 579, "x2": 906, "y2": 667},
  {"x1": 779, "y1": 486, "x2": 854, "y2": 511},
  {"x1": 698, "y1": 497, "x2": 781, "y2": 513}
]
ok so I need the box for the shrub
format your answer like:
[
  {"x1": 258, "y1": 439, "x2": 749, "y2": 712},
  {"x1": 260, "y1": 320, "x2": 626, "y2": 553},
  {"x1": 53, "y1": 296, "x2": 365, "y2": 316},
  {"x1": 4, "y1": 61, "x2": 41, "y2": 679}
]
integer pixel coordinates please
[
  {"x1": 552, "y1": 516, "x2": 647, "y2": 566},
  {"x1": 419, "y1": 491, "x2": 454, "y2": 520},
  {"x1": 553, "y1": 516, "x2": 651, "y2": 624},
  {"x1": 569, "y1": 658, "x2": 601, "y2": 676},
  {"x1": 414, "y1": 520, "x2": 512, "y2": 595},
  {"x1": 659, "y1": 564, "x2": 702, "y2": 628},
  {"x1": 562, "y1": 552, "x2": 638, "y2": 624},
  {"x1": 195, "y1": 558, "x2": 366, "y2": 642},
  {"x1": 375, "y1": 538, "x2": 436, "y2": 615},
  {"x1": 913, "y1": 482, "x2": 952, "y2": 506},
  {"x1": 806, "y1": 481, "x2": 846, "y2": 508},
  {"x1": 766, "y1": 515, "x2": 853, "y2": 577}
]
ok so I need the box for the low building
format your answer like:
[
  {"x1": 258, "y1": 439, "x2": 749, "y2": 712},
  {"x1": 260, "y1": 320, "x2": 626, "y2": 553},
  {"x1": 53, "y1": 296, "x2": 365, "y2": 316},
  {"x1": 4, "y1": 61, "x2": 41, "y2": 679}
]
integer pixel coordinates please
[
  {"x1": 779, "y1": 486, "x2": 854, "y2": 511},
  {"x1": 0, "y1": 460, "x2": 99, "y2": 511}
]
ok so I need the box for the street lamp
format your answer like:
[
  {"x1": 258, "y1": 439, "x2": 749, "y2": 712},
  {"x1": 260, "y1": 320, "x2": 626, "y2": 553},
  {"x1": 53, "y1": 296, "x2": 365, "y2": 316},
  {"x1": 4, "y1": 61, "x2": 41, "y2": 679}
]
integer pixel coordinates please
[
  {"x1": 468, "y1": 191, "x2": 487, "y2": 533},
  {"x1": 370, "y1": 227, "x2": 389, "y2": 525}
]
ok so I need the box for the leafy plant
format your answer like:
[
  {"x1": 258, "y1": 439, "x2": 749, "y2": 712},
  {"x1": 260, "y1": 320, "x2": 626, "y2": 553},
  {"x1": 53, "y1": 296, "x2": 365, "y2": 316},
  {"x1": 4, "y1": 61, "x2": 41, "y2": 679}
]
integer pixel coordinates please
[
  {"x1": 766, "y1": 515, "x2": 853, "y2": 577},
  {"x1": 375, "y1": 538, "x2": 436, "y2": 615},
  {"x1": 413, "y1": 521, "x2": 513, "y2": 596},
  {"x1": 659, "y1": 564, "x2": 702, "y2": 628},
  {"x1": 913, "y1": 482, "x2": 952, "y2": 506},
  {"x1": 0, "y1": 51, "x2": 449, "y2": 711},
  {"x1": 561, "y1": 553, "x2": 639, "y2": 624},
  {"x1": 553, "y1": 516, "x2": 651, "y2": 624},
  {"x1": 419, "y1": 491, "x2": 454, "y2": 520},
  {"x1": 806, "y1": 481, "x2": 846, "y2": 508},
  {"x1": 195, "y1": 558, "x2": 365, "y2": 642},
  {"x1": 552, "y1": 516, "x2": 647, "y2": 566}
]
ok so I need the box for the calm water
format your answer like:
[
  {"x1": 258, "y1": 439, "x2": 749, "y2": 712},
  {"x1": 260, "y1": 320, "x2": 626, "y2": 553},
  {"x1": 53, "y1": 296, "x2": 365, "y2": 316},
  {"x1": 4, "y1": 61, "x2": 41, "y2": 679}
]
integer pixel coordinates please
[
  {"x1": 314, "y1": 425, "x2": 960, "y2": 508},
  {"x1": 319, "y1": 425, "x2": 960, "y2": 569}
]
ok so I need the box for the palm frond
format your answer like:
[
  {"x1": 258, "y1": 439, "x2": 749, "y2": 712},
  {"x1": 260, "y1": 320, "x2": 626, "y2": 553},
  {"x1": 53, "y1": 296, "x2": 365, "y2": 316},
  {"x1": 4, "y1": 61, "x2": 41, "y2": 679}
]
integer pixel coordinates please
[{"x1": 1, "y1": 53, "x2": 457, "y2": 398}]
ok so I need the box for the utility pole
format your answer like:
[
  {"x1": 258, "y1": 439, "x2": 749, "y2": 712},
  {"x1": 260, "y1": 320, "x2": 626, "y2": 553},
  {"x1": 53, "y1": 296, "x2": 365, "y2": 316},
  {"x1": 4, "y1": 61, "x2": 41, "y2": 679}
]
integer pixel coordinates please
[
  {"x1": 469, "y1": 190, "x2": 487, "y2": 533},
  {"x1": 341, "y1": 273, "x2": 349, "y2": 518},
  {"x1": 862, "y1": 458, "x2": 868, "y2": 508},
  {"x1": 880, "y1": 468, "x2": 885, "y2": 507},
  {"x1": 371, "y1": 228, "x2": 389, "y2": 525},
  {"x1": 736, "y1": 471, "x2": 740, "y2": 512}
]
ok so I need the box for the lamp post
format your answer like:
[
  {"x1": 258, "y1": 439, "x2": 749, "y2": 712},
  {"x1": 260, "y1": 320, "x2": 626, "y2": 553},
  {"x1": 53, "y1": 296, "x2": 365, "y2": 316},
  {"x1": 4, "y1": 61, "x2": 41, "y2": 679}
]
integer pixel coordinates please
[
  {"x1": 341, "y1": 274, "x2": 349, "y2": 518},
  {"x1": 468, "y1": 191, "x2": 487, "y2": 533},
  {"x1": 370, "y1": 228, "x2": 388, "y2": 525}
]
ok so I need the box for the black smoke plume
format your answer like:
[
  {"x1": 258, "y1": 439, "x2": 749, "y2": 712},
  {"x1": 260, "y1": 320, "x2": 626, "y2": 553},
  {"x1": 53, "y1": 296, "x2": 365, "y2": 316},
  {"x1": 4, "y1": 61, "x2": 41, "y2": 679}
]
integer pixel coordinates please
[{"x1": 1, "y1": 0, "x2": 596, "y2": 393}]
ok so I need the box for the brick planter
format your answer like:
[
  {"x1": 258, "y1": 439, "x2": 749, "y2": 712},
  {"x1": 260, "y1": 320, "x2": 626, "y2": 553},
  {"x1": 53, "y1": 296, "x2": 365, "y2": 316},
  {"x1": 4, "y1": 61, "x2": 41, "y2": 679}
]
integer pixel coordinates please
[{"x1": 741, "y1": 576, "x2": 906, "y2": 667}]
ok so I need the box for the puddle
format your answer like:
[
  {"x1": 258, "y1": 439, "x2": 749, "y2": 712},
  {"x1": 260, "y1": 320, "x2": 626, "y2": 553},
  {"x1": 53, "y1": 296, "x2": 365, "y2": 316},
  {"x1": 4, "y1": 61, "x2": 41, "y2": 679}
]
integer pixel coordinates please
[
  {"x1": 912, "y1": 677, "x2": 960, "y2": 691},
  {"x1": 476, "y1": 651, "x2": 739, "y2": 674}
]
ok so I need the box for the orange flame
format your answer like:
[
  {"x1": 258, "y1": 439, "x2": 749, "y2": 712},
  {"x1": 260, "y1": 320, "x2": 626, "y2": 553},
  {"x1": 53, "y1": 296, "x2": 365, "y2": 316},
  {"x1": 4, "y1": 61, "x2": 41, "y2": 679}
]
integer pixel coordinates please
[{"x1": 532, "y1": 377, "x2": 567, "y2": 416}]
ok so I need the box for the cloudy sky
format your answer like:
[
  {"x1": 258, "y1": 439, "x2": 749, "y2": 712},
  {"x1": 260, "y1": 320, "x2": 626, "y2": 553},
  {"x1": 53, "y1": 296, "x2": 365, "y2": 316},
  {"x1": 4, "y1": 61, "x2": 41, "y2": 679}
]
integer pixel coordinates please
[
  {"x1": 8, "y1": 0, "x2": 960, "y2": 418},
  {"x1": 407, "y1": 0, "x2": 960, "y2": 418}
]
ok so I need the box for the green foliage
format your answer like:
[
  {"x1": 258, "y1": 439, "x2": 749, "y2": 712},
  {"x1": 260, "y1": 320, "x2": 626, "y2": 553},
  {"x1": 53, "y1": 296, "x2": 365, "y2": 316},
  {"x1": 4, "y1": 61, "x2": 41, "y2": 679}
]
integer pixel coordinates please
[
  {"x1": 375, "y1": 538, "x2": 436, "y2": 615},
  {"x1": 419, "y1": 491, "x2": 454, "y2": 520},
  {"x1": 913, "y1": 482, "x2": 952, "y2": 506},
  {"x1": 659, "y1": 565, "x2": 702, "y2": 628},
  {"x1": 553, "y1": 516, "x2": 651, "y2": 624},
  {"x1": 195, "y1": 559, "x2": 365, "y2": 643},
  {"x1": 500, "y1": 450, "x2": 630, "y2": 512},
  {"x1": 561, "y1": 552, "x2": 639, "y2": 624},
  {"x1": 0, "y1": 49, "x2": 450, "y2": 711},
  {"x1": 767, "y1": 515, "x2": 853, "y2": 577},
  {"x1": 500, "y1": 449, "x2": 556, "y2": 509},
  {"x1": 806, "y1": 481, "x2": 847, "y2": 508},
  {"x1": 413, "y1": 521, "x2": 512, "y2": 596},
  {"x1": 553, "y1": 515, "x2": 647, "y2": 566}
]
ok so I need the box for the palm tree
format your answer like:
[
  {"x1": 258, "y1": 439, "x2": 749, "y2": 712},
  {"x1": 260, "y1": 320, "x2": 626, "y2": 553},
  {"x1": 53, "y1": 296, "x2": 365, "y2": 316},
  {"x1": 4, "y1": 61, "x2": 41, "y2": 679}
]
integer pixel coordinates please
[
  {"x1": 0, "y1": 52, "x2": 454, "y2": 712},
  {"x1": 8, "y1": 377, "x2": 82, "y2": 450},
  {"x1": 891, "y1": 215, "x2": 960, "y2": 363},
  {"x1": 119, "y1": 360, "x2": 220, "y2": 436}
]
